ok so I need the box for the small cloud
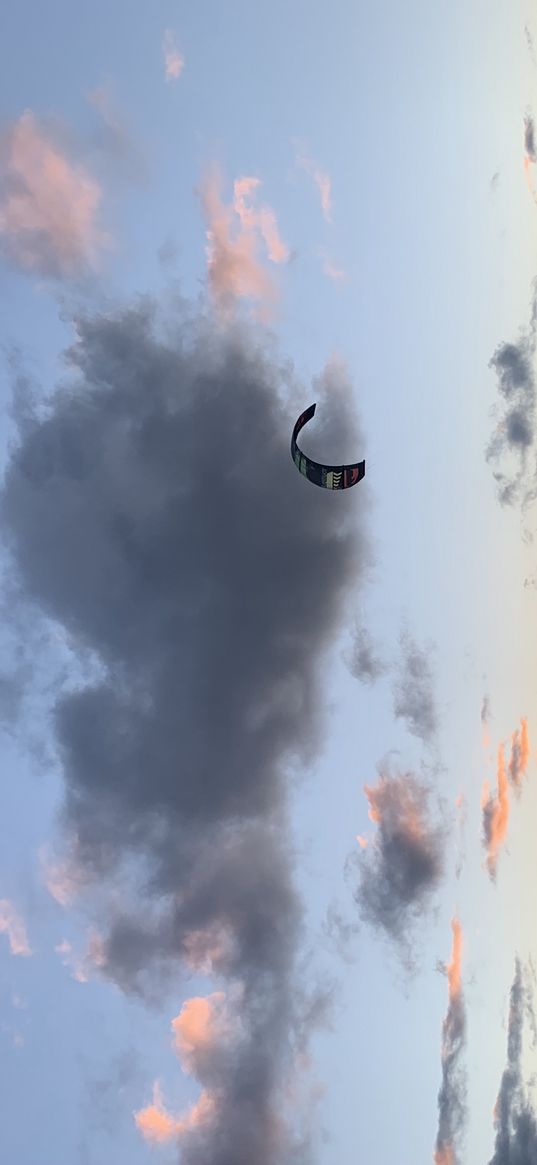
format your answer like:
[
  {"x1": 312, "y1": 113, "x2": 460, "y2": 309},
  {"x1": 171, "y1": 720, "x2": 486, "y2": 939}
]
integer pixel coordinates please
[
  {"x1": 135, "y1": 1081, "x2": 215, "y2": 1146},
  {"x1": 0, "y1": 111, "x2": 107, "y2": 279},
  {"x1": 345, "y1": 624, "x2": 386, "y2": 686},
  {"x1": 481, "y1": 743, "x2": 510, "y2": 881},
  {"x1": 321, "y1": 255, "x2": 347, "y2": 283},
  {"x1": 392, "y1": 631, "x2": 438, "y2": 744},
  {"x1": 488, "y1": 959, "x2": 537, "y2": 1164},
  {"x1": 200, "y1": 168, "x2": 288, "y2": 316},
  {"x1": 55, "y1": 932, "x2": 106, "y2": 982},
  {"x1": 433, "y1": 918, "x2": 467, "y2": 1165},
  {"x1": 353, "y1": 766, "x2": 444, "y2": 959},
  {"x1": 296, "y1": 148, "x2": 333, "y2": 222},
  {"x1": 507, "y1": 717, "x2": 530, "y2": 791},
  {"x1": 0, "y1": 899, "x2": 31, "y2": 956},
  {"x1": 39, "y1": 843, "x2": 86, "y2": 907},
  {"x1": 163, "y1": 30, "x2": 184, "y2": 82},
  {"x1": 487, "y1": 285, "x2": 537, "y2": 510}
]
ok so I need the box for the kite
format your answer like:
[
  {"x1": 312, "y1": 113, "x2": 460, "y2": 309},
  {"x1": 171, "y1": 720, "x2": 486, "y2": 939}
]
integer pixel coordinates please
[{"x1": 291, "y1": 403, "x2": 366, "y2": 489}]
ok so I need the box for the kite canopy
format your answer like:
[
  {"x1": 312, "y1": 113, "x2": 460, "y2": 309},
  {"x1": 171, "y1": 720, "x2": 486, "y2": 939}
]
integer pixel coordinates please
[{"x1": 291, "y1": 403, "x2": 365, "y2": 489}]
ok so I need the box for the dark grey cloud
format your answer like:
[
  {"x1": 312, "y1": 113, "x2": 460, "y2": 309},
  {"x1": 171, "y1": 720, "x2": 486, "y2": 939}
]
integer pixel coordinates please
[
  {"x1": 392, "y1": 631, "x2": 437, "y2": 744},
  {"x1": 434, "y1": 919, "x2": 466, "y2": 1165},
  {"x1": 345, "y1": 624, "x2": 386, "y2": 686},
  {"x1": 487, "y1": 287, "x2": 537, "y2": 509},
  {"x1": 481, "y1": 695, "x2": 491, "y2": 726},
  {"x1": 488, "y1": 959, "x2": 537, "y2": 1165},
  {"x1": 352, "y1": 766, "x2": 444, "y2": 960},
  {"x1": 1, "y1": 297, "x2": 369, "y2": 1165}
]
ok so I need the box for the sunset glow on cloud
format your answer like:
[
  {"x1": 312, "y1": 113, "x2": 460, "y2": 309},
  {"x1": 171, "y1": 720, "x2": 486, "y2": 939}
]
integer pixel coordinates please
[
  {"x1": 134, "y1": 1081, "x2": 215, "y2": 1145},
  {"x1": 0, "y1": 899, "x2": 31, "y2": 957},
  {"x1": 163, "y1": 30, "x2": 184, "y2": 82},
  {"x1": 200, "y1": 168, "x2": 288, "y2": 313},
  {"x1": 0, "y1": 111, "x2": 106, "y2": 277},
  {"x1": 481, "y1": 744, "x2": 510, "y2": 880}
]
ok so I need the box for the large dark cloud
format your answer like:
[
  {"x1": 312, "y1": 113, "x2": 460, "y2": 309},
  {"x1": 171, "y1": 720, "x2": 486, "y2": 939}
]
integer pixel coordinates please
[
  {"x1": 488, "y1": 959, "x2": 537, "y2": 1165},
  {"x1": 392, "y1": 631, "x2": 438, "y2": 744},
  {"x1": 487, "y1": 287, "x2": 537, "y2": 509},
  {"x1": 352, "y1": 766, "x2": 444, "y2": 961},
  {"x1": 0, "y1": 297, "x2": 369, "y2": 1164}
]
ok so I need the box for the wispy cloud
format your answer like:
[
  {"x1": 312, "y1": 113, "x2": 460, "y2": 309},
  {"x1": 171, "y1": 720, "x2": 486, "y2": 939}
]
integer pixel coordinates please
[
  {"x1": 0, "y1": 899, "x2": 32, "y2": 956},
  {"x1": 507, "y1": 717, "x2": 530, "y2": 791},
  {"x1": 481, "y1": 717, "x2": 530, "y2": 877},
  {"x1": 523, "y1": 113, "x2": 537, "y2": 206},
  {"x1": 163, "y1": 30, "x2": 184, "y2": 82},
  {"x1": 481, "y1": 742, "x2": 510, "y2": 881},
  {"x1": 321, "y1": 255, "x2": 347, "y2": 283},
  {"x1": 487, "y1": 285, "x2": 537, "y2": 509},
  {"x1": 488, "y1": 959, "x2": 537, "y2": 1164},
  {"x1": 296, "y1": 149, "x2": 333, "y2": 222},
  {"x1": 345, "y1": 623, "x2": 386, "y2": 685},
  {"x1": 481, "y1": 694, "x2": 491, "y2": 749},
  {"x1": 39, "y1": 843, "x2": 85, "y2": 907},
  {"x1": 55, "y1": 933, "x2": 106, "y2": 982},
  {"x1": 200, "y1": 168, "x2": 288, "y2": 315},
  {"x1": 392, "y1": 631, "x2": 438, "y2": 744},
  {"x1": 0, "y1": 111, "x2": 107, "y2": 278},
  {"x1": 353, "y1": 766, "x2": 444, "y2": 959},
  {"x1": 433, "y1": 917, "x2": 466, "y2": 1165}
]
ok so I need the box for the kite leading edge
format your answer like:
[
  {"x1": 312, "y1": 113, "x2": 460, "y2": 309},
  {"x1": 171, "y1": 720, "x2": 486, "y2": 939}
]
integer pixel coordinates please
[{"x1": 291, "y1": 403, "x2": 366, "y2": 489}]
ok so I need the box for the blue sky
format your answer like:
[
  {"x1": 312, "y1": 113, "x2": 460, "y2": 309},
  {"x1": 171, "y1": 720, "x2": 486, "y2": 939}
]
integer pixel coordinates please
[{"x1": 1, "y1": 2, "x2": 537, "y2": 1163}]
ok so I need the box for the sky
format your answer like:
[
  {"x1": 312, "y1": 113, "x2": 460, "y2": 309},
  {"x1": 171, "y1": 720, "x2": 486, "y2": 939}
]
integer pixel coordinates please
[{"x1": 1, "y1": 1, "x2": 537, "y2": 1162}]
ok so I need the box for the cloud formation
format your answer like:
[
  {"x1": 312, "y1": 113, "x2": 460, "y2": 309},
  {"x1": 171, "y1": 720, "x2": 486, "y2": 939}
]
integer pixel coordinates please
[
  {"x1": 0, "y1": 111, "x2": 106, "y2": 278},
  {"x1": 345, "y1": 623, "x2": 386, "y2": 685},
  {"x1": 392, "y1": 631, "x2": 438, "y2": 744},
  {"x1": 200, "y1": 169, "x2": 288, "y2": 315},
  {"x1": 296, "y1": 150, "x2": 333, "y2": 222},
  {"x1": 163, "y1": 30, "x2": 184, "y2": 82},
  {"x1": 524, "y1": 114, "x2": 537, "y2": 207},
  {"x1": 353, "y1": 766, "x2": 444, "y2": 957},
  {"x1": 481, "y1": 743, "x2": 510, "y2": 881},
  {"x1": 434, "y1": 917, "x2": 466, "y2": 1165},
  {"x1": 487, "y1": 286, "x2": 537, "y2": 509},
  {"x1": 55, "y1": 932, "x2": 106, "y2": 982},
  {"x1": 507, "y1": 717, "x2": 530, "y2": 791},
  {"x1": 1, "y1": 296, "x2": 368, "y2": 1165},
  {"x1": 481, "y1": 717, "x2": 530, "y2": 878},
  {"x1": 0, "y1": 899, "x2": 31, "y2": 956},
  {"x1": 488, "y1": 959, "x2": 537, "y2": 1165}
]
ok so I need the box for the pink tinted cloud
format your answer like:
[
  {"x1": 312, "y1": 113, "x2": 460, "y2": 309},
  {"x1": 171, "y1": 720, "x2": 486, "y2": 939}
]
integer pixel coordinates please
[
  {"x1": 171, "y1": 993, "x2": 230, "y2": 1075},
  {"x1": 135, "y1": 1081, "x2": 215, "y2": 1146},
  {"x1": 163, "y1": 30, "x2": 184, "y2": 81},
  {"x1": 0, "y1": 899, "x2": 31, "y2": 956},
  {"x1": 55, "y1": 932, "x2": 106, "y2": 982},
  {"x1": 39, "y1": 844, "x2": 85, "y2": 907},
  {"x1": 481, "y1": 743, "x2": 510, "y2": 880},
  {"x1": 0, "y1": 111, "x2": 107, "y2": 278},
  {"x1": 200, "y1": 168, "x2": 288, "y2": 315},
  {"x1": 321, "y1": 255, "x2": 346, "y2": 282}
]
